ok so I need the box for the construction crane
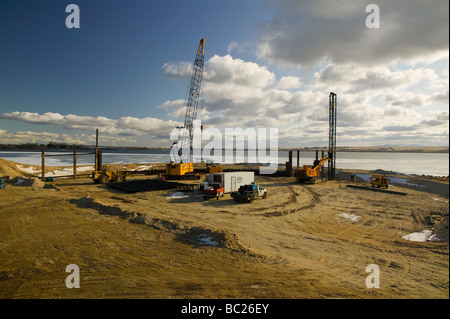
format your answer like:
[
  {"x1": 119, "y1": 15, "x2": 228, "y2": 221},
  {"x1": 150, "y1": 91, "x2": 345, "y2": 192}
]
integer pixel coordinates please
[{"x1": 166, "y1": 38, "x2": 205, "y2": 180}]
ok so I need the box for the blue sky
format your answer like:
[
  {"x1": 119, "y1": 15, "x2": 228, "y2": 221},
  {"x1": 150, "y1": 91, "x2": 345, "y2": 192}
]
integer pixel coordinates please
[
  {"x1": 0, "y1": 0, "x2": 448, "y2": 147},
  {"x1": 0, "y1": 0, "x2": 270, "y2": 117}
]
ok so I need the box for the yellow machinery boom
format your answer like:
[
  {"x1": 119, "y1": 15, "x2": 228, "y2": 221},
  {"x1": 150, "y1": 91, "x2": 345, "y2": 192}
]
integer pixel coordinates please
[
  {"x1": 166, "y1": 38, "x2": 205, "y2": 180},
  {"x1": 296, "y1": 154, "x2": 330, "y2": 183}
]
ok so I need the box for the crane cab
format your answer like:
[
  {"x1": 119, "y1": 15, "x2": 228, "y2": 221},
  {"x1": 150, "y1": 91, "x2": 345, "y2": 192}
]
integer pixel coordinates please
[
  {"x1": 165, "y1": 162, "x2": 200, "y2": 180},
  {"x1": 166, "y1": 163, "x2": 194, "y2": 176}
]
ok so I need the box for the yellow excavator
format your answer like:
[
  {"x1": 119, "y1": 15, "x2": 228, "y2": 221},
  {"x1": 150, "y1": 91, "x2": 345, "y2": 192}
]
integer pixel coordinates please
[{"x1": 296, "y1": 154, "x2": 331, "y2": 183}]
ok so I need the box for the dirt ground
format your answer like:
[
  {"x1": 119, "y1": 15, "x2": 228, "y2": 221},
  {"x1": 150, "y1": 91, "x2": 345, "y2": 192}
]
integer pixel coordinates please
[{"x1": 0, "y1": 159, "x2": 448, "y2": 299}]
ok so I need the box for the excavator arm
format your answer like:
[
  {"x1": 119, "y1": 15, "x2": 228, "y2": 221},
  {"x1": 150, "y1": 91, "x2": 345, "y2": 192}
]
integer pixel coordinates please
[{"x1": 313, "y1": 154, "x2": 331, "y2": 170}]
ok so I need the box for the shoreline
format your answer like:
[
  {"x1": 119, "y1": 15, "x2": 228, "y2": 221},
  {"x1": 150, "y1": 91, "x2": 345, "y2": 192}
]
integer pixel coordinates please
[
  {"x1": 1, "y1": 159, "x2": 448, "y2": 197},
  {"x1": 1, "y1": 149, "x2": 448, "y2": 177},
  {"x1": 2, "y1": 159, "x2": 449, "y2": 180},
  {"x1": 1, "y1": 146, "x2": 449, "y2": 153}
]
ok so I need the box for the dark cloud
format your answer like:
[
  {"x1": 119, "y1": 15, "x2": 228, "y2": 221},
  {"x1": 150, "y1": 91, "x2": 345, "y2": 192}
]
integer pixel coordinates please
[
  {"x1": 431, "y1": 89, "x2": 449, "y2": 103},
  {"x1": 258, "y1": 0, "x2": 449, "y2": 66},
  {"x1": 420, "y1": 111, "x2": 449, "y2": 126},
  {"x1": 383, "y1": 125, "x2": 418, "y2": 132}
]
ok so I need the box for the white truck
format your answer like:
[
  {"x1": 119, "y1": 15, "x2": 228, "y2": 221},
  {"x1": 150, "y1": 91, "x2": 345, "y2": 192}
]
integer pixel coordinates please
[{"x1": 199, "y1": 171, "x2": 254, "y2": 194}]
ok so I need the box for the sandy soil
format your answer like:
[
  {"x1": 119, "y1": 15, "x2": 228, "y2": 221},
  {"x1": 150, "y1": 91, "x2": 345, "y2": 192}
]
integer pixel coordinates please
[{"x1": 0, "y1": 159, "x2": 448, "y2": 299}]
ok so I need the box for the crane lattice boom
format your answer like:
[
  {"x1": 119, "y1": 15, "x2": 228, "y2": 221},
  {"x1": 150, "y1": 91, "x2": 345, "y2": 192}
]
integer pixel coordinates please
[
  {"x1": 184, "y1": 38, "x2": 205, "y2": 144},
  {"x1": 171, "y1": 38, "x2": 205, "y2": 164}
]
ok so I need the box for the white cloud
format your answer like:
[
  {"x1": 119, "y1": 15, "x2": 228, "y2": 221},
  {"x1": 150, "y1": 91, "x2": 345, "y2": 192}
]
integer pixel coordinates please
[
  {"x1": 0, "y1": 130, "x2": 100, "y2": 145},
  {"x1": 205, "y1": 54, "x2": 276, "y2": 88},
  {"x1": 0, "y1": 130, "x2": 60, "y2": 144},
  {"x1": 431, "y1": 89, "x2": 449, "y2": 103},
  {"x1": 162, "y1": 61, "x2": 192, "y2": 77},
  {"x1": 1, "y1": 111, "x2": 182, "y2": 139},
  {"x1": 384, "y1": 92, "x2": 432, "y2": 108},
  {"x1": 157, "y1": 99, "x2": 185, "y2": 109},
  {"x1": 3, "y1": 45, "x2": 448, "y2": 148},
  {"x1": 227, "y1": 41, "x2": 239, "y2": 53},
  {"x1": 160, "y1": 53, "x2": 448, "y2": 147},
  {"x1": 276, "y1": 76, "x2": 302, "y2": 89},
  {"x1": 314, "y1": 64, "x2": 439, "y2": 93}
]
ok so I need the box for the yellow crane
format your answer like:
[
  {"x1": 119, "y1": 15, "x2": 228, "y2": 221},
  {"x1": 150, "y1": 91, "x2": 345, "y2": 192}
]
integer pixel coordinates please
[{"x1": 165, "y1": 39, "x2": 205, "y2": 180}]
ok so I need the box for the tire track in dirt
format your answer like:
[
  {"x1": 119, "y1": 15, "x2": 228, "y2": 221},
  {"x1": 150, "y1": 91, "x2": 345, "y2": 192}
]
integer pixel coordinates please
[
  {"x1": 260, "y1": 185, "x2": 319, "y2": 217},
  {"x1": 321, "y1": 184, "x2": 448, "y2": 293},
  {"x1": 328, "y1": 191, "x2": 412, "y2": 288},
  {"x1": 280, "y1": 182, "x2": 416, "y2": 291}
]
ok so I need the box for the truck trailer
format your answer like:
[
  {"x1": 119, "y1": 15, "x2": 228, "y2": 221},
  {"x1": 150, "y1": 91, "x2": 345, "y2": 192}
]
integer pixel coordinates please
[{"x1": 199, "y1": 171, "x2": 254, "y2": 194}]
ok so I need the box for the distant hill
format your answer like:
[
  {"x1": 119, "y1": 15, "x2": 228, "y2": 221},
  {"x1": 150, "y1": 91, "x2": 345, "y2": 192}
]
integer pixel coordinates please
[
  {"x1": 279, "y1": 146, "x2": 449, "y2": 153},
  {"x1": 1, "y1": 143, "x2": 448, "y2": 153}
]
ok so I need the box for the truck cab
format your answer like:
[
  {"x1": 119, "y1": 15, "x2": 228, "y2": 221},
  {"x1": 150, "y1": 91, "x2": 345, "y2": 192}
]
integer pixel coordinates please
[
  {"x1": 230, "y1": 184, "x2": 267, "y2": 203},
  {"x1": 201, "y1": 182, "x2": 225, "y2": 200}
]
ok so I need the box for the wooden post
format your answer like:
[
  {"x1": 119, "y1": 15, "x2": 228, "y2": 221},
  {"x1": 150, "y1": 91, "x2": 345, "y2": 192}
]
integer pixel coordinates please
[
  {"x1": 297, "y1": 150, "x2": 300, "y2": 170},
  {"x1": 73, "y1": 148, "x2": 77, "y2": 179},
  {"x1": 98, "y1": 150, "x2": 102, "y2": 169},
  {"x1": 321, "y1": 150, "x2": 325, "y2": 181},
  {"x1": 95, "y1": 129, "x2": 99, "y2": 171},
  {"x1": 288, "y1": 150, "x2": 293, "y2": 177},
  {"x1": 41, "y1": 149, "x2": 45, "y2": 181}
]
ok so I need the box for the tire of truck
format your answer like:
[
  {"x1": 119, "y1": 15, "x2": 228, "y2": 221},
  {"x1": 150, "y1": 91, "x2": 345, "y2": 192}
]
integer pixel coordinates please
[
  {"x1": 262, "y1": 192, "x2": 267, "y2": 199},
  {"x1": 99, "y1": 174, "x2": 109, "y2": 184},
  {"x1": 115, "y1": 175, "x2": 124, "y2": 183}
]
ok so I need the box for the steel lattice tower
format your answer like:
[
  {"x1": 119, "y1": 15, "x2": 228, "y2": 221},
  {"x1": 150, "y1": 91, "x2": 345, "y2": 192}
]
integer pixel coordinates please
[
  {"x1": 174, "y1": 39, "x2": 205, "y2": 163},
  {"x1": 184, "y1": 38, "x2": 205, "y2": 146},
  {"x1": 328, "y1": 92, "x2": 337, "y2": 180}
]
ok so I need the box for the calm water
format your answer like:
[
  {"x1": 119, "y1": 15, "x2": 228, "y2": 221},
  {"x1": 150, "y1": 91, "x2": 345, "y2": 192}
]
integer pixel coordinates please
[{"x1": 0, "y1": 149, "x2": 448, "y2": 176}]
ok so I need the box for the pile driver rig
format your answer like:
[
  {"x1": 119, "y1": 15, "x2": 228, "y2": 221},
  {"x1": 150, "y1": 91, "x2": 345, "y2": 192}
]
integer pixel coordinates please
[
  {"x1": 165, "y1": 38, "x2": 205, "y2": 180},
  {"x1": 296, "y1": 92, "x2": 337, "y2": 183}
]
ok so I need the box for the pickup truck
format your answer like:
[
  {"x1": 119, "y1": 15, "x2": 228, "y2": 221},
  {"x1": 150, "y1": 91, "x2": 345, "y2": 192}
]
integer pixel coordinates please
[
  {"x1": 201, "y1": 182, "x2": 225, "y2": 200},
  {"x1": 230, "y1": 184, "x2": 267, "y2": 203}
]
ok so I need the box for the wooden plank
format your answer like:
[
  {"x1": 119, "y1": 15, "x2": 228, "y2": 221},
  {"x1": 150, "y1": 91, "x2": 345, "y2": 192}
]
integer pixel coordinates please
[{"x1": 44, "y1": 153, "x2": 94, "y2": 157}]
